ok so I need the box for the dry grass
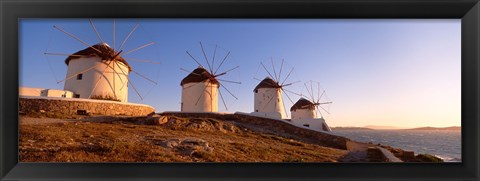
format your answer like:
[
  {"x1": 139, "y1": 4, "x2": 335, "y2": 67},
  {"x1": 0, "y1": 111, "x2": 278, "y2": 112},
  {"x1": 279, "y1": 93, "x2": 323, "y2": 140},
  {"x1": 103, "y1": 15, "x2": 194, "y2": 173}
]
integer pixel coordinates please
[{"x1": 19, "y1": 116, "x2": 348, "y2": 162}]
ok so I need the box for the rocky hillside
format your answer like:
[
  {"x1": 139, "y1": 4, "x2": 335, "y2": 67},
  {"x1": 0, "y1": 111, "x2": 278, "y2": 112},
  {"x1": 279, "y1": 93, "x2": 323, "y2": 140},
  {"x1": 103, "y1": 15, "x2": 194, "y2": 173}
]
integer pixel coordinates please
[
  {"x1": 19, "y1": 115, "x2": 347, "y2": 162},
  {"x1": 19, "y1": 112, "x2": 442, "y2": 162}
]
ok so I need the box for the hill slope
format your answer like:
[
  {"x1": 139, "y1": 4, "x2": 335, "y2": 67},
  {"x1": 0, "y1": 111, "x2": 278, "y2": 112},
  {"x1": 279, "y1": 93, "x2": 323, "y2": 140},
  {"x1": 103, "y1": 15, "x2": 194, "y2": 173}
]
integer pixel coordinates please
[
  {"x1": 19, "y1": 115, "x2": 347, "y2": 162},
  {"x1": 19, "y1": 112, "x2": 443, "y2": 162}
]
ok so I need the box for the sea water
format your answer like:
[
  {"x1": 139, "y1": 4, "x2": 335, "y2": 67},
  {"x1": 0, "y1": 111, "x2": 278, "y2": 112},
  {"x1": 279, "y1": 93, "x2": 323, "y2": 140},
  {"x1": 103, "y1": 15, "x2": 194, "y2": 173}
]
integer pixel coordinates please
[{"x1": 333, "y1": 129, "x2": 461, "y2": 162}]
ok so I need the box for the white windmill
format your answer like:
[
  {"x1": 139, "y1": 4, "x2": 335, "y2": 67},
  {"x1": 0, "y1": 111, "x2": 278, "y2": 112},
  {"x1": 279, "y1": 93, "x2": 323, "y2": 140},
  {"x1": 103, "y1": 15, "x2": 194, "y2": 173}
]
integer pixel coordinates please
[
  {"x1": 290, "y1": 80, "x2": 332, "y2": 131},
  {"x1": 180, "y1": 42, "x2": 240, "y2": 112},
  {"x1": 251, "y1": 58, "x2": 301, "y2": 119},
  {"x1": 44, "y1": 19, "x2": 159, "y2": 102}
]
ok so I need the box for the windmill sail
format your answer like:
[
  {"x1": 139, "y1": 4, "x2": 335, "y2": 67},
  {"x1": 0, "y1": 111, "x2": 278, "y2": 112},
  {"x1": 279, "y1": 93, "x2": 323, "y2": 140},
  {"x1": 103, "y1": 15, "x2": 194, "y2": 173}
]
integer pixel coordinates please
[
  {"x1": 290, "y1": 80, "x2": 332, "y2": 132},
  {"x1": 180, "y1": 42, "x2": 240, "y2": 112},
  {"x1": 252, "y1": 58, "x2": 301, "y2": 119},
  {"x1": 45, "y1": 19, "x2": 159, "y2": 102}
]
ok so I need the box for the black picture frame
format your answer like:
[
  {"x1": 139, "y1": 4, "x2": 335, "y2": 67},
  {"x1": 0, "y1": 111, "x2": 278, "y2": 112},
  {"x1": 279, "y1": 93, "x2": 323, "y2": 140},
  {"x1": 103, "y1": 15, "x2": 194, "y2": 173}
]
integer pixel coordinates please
[{"x1": 1, "y1": 0, "x2": 479, "y2": 180}]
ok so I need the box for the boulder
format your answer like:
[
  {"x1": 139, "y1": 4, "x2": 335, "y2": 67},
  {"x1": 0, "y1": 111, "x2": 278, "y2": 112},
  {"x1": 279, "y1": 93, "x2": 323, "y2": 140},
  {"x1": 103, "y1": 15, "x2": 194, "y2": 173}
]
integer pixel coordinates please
[
  {"x1": 402, "y1": 151, "x2": 415, "y2": 161},
  {"x1": 146, "y1": 115, "x2": 168, "y2": 125},
  {"x1": 415, "y1": 154, "x2": 443, "y2": 162},
  {"x1": 158, "y1": 137, "x2": 213, "y2": 156}
]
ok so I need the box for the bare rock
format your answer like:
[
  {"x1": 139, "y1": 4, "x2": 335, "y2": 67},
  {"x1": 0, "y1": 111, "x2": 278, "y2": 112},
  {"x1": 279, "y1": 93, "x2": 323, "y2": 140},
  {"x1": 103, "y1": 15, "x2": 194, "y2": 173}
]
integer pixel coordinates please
[
  {"x1": 158, "y1": 137, "x2": 213, "y2": 156},
  {"x1": 402, "y1": 151, "x2": 415, "y2": 161},
  {"x1": 162, "y1": 117, "x2": 239, "y2": 133},
  {"x1": 146, "y1": 115, "x2": 168, "y2": 125},
  {"x1": 159, "y1": 139, "x2": 181, "y2": 148}
]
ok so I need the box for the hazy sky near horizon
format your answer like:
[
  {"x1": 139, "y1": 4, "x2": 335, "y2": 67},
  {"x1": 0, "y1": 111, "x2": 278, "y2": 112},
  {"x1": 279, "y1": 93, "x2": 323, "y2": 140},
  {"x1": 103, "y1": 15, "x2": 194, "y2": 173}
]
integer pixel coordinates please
[{"x1": 19, "y1": 19, "x2": 461, "y2": 128}]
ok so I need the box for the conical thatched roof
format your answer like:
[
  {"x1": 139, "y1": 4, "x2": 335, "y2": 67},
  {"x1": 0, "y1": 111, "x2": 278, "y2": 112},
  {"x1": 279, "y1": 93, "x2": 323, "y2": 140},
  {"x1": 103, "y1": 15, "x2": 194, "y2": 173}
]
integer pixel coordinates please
[
  {"x1": 290, "y1": 98, "x2": 316, "y2": 111},
  {"x1": 253, "y1": 77, "x2": 280, "y2": 91},
  {"x1": 64, "y1": 43, "x2": 131, "y2": 71},
  {"x1": 181, "y1": 66, "x2": 219, "y2": 86}
]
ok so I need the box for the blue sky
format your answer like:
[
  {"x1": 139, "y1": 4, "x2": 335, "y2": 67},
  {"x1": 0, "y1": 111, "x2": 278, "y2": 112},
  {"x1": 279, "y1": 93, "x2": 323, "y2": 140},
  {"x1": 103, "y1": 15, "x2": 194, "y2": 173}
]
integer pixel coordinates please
[{"x1": 19, "y1": 19, "x2": 461, "y2": 128}]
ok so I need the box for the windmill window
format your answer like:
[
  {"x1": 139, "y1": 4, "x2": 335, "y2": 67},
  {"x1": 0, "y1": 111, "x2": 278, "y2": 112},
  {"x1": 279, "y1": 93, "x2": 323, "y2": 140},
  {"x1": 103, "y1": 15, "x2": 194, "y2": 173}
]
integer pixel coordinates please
[
  {"x1": 73, "y1": 94, "x2": 80, "y2": 98},
  {"x1": 77, "y1": 110, "x2": 87, "y2": 115},
  {"x1": 254, "y1": 90, "x2": 258, "y2": 93},
  {"x1": 303, "y1": 124, "x2": 310, "y2": 127},
  {"x1": 77, "y1": 74, "x2": 83, "y2": 80},
  {"x1": 255, "y1": 109, "x2": 258, "y2": 112}
]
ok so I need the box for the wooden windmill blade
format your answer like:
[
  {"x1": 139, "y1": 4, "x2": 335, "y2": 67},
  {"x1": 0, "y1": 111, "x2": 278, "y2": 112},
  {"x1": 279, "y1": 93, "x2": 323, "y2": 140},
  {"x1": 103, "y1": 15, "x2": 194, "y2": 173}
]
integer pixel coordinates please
[
  {"x1": 218, "y1": 89, "x2": 228, "y2": 110},
  {"x1": 215, "y1": 66, "x2": 240, "y2": 77},
  {"x1": 278, "y1": 59, "x2": 284, "y2": 82},
  {"x1": 283, "y1": 88, "x2": 303, "y2": 97},
  {"x1": 316, "y1": 106, "x2": 324, "y2": 118},
  {"x1": 260, "y1": 62, "x2": 276, "y2": 82},
  {"x1": 122, "y1": 42, "x2": 155, "y2": 56},
  {"x1": 217, "y1": 78, "x2": 241, "y2": 84},
  {"x1": 211, "y1": 44, "x2": 218, "y2": 73},
  {"x1": 280, "y1": 66, "x2": 295, "y2": 86},
  {"x1": 318, "y1": 104, "x2": 331, "y2": 114},
  {"x1": 126, "y1": 58, "x2": 161, "y2": 64},
  {"x1": 118, "y1": 22, "x2": 140, "y2": 51},
  {"x1": 282, "y1": 80, "x2": 301, "y2": 87},
  {"x1": 213, "y1": 51, "x2": 231, "y2": 75},
  {"x1": 52, "y1": 25, "x2": 102, "y2": 53},
  {"x1": 303, "y1": 80, "x2": 332, "y2": 118},
  {"x1": 89, "y1": 19, "x2": 105, "y2": 44},
  {"x1": 271, "y1": 57, "x2": 279, "y2": 81},
  {"x1": 186, "y1": 50, "x2": 204, "y2": 68},
  {"x1": 131, "y1": 69, "x2": 158, "y2": 85},
  {"x1": 317, "y1": 81, "x2": 321, "y2": 103},
  {"x1": 304, "y1": 82, "x2": 316, "y2": 102},
  {"x1": 199, "y1": 41, "x2": 214, "y2": 73}
]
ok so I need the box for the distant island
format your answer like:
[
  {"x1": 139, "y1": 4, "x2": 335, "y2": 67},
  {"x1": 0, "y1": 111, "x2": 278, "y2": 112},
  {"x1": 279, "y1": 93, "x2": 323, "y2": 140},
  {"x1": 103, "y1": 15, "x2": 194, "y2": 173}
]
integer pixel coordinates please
[
  {"x1": 405, "y1": 126, "x2": 461, "y2": 131},
  {"x1": 332, "y1": 126, "x2": 461, "y2": 131},
  {"x1": 364, "y1": 125, "x2": 409, "y2": 130},
  {"x1": 331, "y1": 127, "x2": 375, "y2": 131}
]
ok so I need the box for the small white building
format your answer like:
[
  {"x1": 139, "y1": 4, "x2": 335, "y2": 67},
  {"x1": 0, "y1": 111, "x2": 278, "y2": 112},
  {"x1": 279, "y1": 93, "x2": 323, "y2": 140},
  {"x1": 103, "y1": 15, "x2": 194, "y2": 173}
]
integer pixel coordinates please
[
  {"x1": 19, "y1": 87, "x2": 44, "y2": 97},
  {"x1": 19, "y1": 87, "x2": 74, "y2": 98},
  {"x1": 290, "y1": 98, "x2": 331, "y2": 131},
  {"x1": 251, "y1": 77, "x2": 286, "y2": 119},
  {"x1": 63, "y1": 43, "x2": 130, "y2": 102},
  {"x1": 41, "y1": 89, "x2": 74, "y2": 98},
  {"x1": 180, "y1": 66, "x2": 219, "y2": 112}
]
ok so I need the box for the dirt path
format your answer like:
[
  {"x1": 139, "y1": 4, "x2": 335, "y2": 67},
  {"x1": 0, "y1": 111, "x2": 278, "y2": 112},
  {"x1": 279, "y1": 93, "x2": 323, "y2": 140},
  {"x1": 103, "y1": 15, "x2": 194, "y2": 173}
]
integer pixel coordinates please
[
  {"x1": 338, "y1": 140, "x2": 374, "y2": 162},
  {"x1": 19, "y1": 117, "x2": 74, "y2": 125}
]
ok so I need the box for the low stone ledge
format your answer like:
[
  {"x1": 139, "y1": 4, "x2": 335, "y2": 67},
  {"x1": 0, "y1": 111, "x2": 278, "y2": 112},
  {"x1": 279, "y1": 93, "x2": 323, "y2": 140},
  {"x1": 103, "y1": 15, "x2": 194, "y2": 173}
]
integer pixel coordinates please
[
  {"x1": 19, "y1": 97, "x2": 155, "y2": 117},
  {"x1": 376, "y1": 146, "x2": 403, "y2": 162}
]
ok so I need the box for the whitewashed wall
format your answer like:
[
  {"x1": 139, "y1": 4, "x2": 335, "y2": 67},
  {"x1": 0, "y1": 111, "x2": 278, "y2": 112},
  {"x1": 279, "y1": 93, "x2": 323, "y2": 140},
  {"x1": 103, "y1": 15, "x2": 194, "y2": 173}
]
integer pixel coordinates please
[
  {"x1": 64, "y1": 57, "x2": 129, "y2": 102},
  {"x1": 291, "y1": 108, "x2": 317, "y2": 121},
  {"x1": 181, "y1": 81, "x2": 219, "y2": 112},
  {"x1": 253, "y1": 88, "x2": 285, "y2": 119},
  {"x1": 40, "y1": 89, "x2": 74, "y2": 98},
  {"x1": 291, "y1": 117, "x2": 329, "y2": 131},
  {"x1": 19, "y1": 87, "x2": 44, "y2": 97}
]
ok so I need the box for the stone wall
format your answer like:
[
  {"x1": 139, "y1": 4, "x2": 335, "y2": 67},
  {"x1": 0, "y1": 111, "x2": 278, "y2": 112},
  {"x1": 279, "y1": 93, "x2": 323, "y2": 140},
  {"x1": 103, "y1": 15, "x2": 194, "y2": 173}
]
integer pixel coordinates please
[{"x1": 20, "y1": 97, "x2": 155, "y2": 116}]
